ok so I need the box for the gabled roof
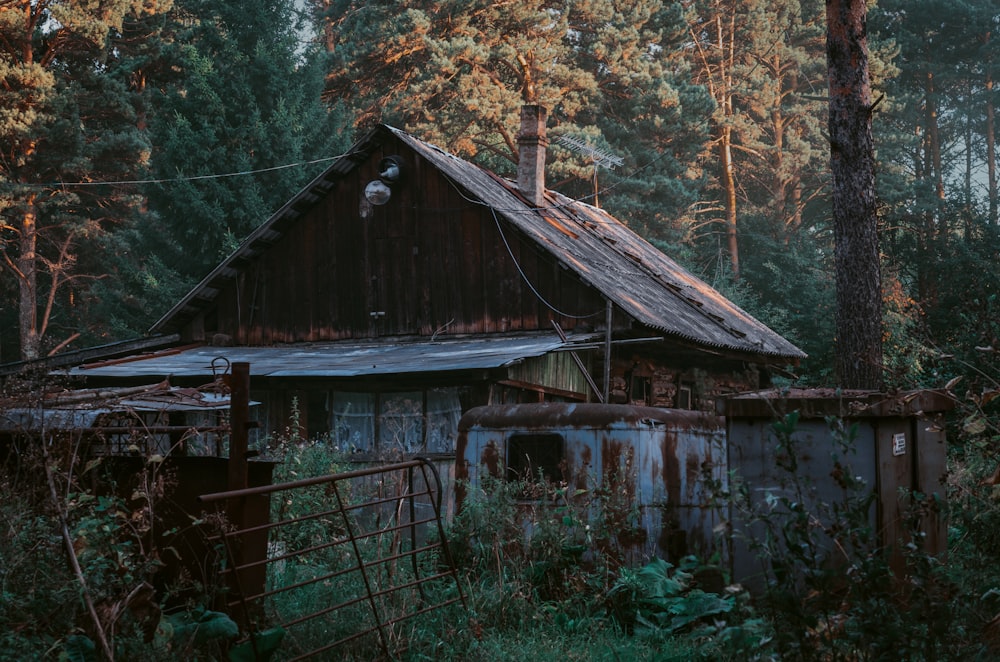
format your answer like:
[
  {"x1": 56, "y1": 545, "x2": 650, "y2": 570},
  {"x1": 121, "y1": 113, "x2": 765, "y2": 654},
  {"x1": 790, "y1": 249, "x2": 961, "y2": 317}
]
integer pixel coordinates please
[{"x1": 152, "y1": 125, "x2": 804, "y2": 361}]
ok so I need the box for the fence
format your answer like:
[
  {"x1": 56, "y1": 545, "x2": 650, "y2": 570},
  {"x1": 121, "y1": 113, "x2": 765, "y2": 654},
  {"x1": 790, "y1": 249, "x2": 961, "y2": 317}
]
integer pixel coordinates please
[{"x1": 198, "y1": 457, "x2": 466, "y2": 660}]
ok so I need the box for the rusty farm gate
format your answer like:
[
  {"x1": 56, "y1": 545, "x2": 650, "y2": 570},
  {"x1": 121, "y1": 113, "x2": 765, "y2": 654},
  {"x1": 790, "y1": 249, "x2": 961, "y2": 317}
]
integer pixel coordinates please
[{"x1": 199, "y1": 457, "x2": 466, "y2": 660}]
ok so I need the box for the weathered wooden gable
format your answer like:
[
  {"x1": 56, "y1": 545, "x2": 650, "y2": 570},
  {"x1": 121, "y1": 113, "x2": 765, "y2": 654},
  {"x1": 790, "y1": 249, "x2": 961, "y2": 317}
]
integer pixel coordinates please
[{"x1": 195, "y1": 130, "x2": 606, "y2": 345}]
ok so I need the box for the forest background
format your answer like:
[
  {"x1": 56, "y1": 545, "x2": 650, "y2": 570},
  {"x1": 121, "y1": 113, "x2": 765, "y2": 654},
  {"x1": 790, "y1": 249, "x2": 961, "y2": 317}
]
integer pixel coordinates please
[{"x1": 1, "y1": 0, "x2": 997, "y2": 391}]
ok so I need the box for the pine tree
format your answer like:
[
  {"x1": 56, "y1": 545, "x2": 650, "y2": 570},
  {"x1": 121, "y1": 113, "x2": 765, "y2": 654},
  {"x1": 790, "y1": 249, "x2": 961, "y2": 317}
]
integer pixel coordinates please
[
  {"x1": 134, "y1": 0, "x2": 352, "y2": 307},
  {"x1": 870, "y1": 1, "x2": 1000, "y2": 383},
  {"x1": 684, "y1": 0, "x2": 830, "y2": 281},
  {"x1": 827, "y1": 0, "x2": 882, "y2": 389},
  {"x1": 0, "y1": 0, "x2": 172, "y2": 360},
  {"x1": 320, "y1": 0, "x2": 712, "y2": 237}
]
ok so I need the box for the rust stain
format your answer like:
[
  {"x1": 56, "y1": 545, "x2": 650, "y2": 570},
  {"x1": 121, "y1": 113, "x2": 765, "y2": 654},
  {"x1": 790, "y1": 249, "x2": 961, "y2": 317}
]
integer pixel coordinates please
[
  {"x1": 454, "y1": 429, "x2": 470, "y2": 510},
  {"x1": 685, "y1": 451, "x2": 700, "y2": 501},
  {"x1": 601, "y1": 434, "x2": 642, "y2": 551},
  {"x1": 659, "y1": 428, "x2": 684, "y2": 561},
  {"x1": 481, "y1": 440, "x2": 500, "y2": 478}
]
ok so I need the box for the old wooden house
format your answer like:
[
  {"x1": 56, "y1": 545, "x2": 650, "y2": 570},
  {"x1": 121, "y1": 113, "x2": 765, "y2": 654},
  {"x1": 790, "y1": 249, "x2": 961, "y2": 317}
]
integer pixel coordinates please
[{"x1": 62, "y1": 105, "x2": 804, "y2": 458}]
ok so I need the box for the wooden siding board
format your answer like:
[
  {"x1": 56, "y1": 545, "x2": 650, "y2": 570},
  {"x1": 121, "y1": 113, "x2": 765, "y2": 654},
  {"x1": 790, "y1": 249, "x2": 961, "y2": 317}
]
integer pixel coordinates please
[
  {"x1": 302, "y1": 211, "x2": 317, "y2": 339},
  {"x1": 460, "y1": 206, "x2": 482, "y2": 334},
  {"x1": 322, "y1": 194, "x2": 337, "y2": 334},
  {"x1": 502, "y1": 225, "x2": 524, "y2": 332},
  {"x1": 414, "y1": 153, "x2": 434, "y2": 335},
  {"x1": 345, "y1": 169, "x2": 368, "y2": 337},
  {"x1": 482, "y1": 203, "x2": 498, "y2": 334},
  {"x1": 518, "y1": 235, "x2": 540, "y2": 330}
]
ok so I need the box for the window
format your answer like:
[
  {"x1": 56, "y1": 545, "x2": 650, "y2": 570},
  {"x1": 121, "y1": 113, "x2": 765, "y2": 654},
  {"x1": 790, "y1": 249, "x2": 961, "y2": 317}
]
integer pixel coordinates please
[
  {"x1": 630, "y1": 374, "x2": 651, "y2": 405},
  {"x1": 330, "y1": 388, "x2": 463, "y2": 455},
  {"x1": 425, "y1": 388, "x2": 462, "y2": 453},
  {"x1": 506, "y1": 433, "x2": 564, "y2": 483},
  {"x1": 332, "y1": 392, "x2": 375, "y2": 452},
  {"x1": 379, "y1": 392, "x2": 424, "y2": 453},
  {"x1": 677, "y1": 384, "x2": 693, "y2": 410}
]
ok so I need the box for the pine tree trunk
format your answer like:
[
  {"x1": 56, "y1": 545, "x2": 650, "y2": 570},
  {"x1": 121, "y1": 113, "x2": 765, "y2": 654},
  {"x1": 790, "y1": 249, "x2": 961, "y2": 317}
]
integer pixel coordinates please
[
  {"x1": 721, "y1": 126, "x2": 740, "y2": 279},
  {"x1": 924, "y1": 70, "x2": 945, "y2": 204},
  {"x1": 717, "y1": 12, "x2": 739, "y2": 279},
  {"x1": 827, "y1": 0, "x2": 883, "y2": 390},
  {"x1": 18, "y1": 198, "x2": 39, "y2": 360},
  {"x1": 986, "y1": 48, "x2": 997, "y2": 224}
]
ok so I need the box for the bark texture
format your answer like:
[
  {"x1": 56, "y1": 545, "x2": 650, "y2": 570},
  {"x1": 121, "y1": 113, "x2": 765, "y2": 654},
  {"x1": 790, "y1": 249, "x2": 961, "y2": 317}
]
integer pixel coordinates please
[{"x1": 827, "y1": 0, "x2": 883, "y2": 389}]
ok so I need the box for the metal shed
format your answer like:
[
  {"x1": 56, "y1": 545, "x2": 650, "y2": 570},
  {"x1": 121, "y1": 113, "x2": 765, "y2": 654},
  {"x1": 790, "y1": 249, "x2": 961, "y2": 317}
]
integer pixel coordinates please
[{"x1": 721, "y1": 388, "x2": 953, "y2": 588}]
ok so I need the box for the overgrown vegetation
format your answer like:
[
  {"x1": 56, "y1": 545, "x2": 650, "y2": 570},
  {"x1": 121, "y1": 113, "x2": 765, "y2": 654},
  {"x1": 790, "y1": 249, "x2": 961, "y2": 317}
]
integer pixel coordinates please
[{"x1": 6, "y1": 376, "x2": 1000, "y2": 660}]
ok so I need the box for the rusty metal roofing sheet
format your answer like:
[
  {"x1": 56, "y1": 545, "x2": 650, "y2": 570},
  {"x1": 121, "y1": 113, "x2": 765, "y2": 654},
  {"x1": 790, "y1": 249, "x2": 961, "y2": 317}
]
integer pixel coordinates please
[
  {"x1": 0, "y1": 386, "x2": 243, "y2": 431},
  {"x1": 68, "y1": 333, "x2": 573, "y2": 379}
]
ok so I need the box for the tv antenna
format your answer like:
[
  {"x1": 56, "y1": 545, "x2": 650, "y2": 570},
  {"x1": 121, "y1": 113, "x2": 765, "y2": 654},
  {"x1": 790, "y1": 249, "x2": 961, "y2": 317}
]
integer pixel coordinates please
[{"x1": 557, "y1": 135, "x2": 624, "y2": 208}]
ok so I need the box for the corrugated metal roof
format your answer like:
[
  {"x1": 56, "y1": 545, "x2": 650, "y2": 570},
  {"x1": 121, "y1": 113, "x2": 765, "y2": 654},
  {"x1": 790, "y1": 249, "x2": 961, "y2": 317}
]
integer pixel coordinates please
[
  {"x1": 150, "y1": 125, "x2": 804, "y2": 360},
  {"x1": 70, "y1": 333, "x2": 574, "y2": 379}
]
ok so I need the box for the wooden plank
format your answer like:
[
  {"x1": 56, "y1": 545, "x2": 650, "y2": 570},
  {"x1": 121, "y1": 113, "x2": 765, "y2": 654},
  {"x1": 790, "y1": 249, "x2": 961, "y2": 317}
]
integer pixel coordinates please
[
  {"x1": 482, "y1": 202, "x2": 499, "y2": 333},
  {"x1": 460, "y1": 205, "x2": 481, "y2": 333}
]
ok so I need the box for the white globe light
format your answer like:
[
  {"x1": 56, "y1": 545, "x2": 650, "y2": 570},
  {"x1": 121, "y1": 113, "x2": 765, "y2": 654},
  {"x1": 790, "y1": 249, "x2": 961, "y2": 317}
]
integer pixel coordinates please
[{"x1": 364, "y1": 180, "x2": 392, "y2": 205}]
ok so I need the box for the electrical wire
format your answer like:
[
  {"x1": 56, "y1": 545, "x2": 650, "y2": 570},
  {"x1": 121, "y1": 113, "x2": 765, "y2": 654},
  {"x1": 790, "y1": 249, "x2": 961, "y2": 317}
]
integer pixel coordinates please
[
  {"x1": 434, "y1": 145, "x2": 682, "y2": 320},
  {"x1": 12, "y1": 153, "x2": 354, "y2": 188},
  {"x1": 489, "y1": 205, "x2": 605, "y2": 320},
  {"x1": 9, "y1": 127, "x2": 667, "y2": 324}
]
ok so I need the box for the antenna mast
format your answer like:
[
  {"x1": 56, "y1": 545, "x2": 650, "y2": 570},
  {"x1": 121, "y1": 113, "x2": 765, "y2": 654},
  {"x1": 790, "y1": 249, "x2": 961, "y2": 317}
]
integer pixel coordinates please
[{"x1": 556, "y1": 135, "x2": 624, "y2": 207}]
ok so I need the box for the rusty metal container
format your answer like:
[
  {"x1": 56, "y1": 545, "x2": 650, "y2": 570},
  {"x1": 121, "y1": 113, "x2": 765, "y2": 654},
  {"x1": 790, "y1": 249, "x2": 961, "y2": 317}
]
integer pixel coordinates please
[
  {"x1": 720, "y1": 388, "x2": 953, "y2": 589},
  {"x1": 455, "y1": 403, "x2": 727, "y2": 564}
]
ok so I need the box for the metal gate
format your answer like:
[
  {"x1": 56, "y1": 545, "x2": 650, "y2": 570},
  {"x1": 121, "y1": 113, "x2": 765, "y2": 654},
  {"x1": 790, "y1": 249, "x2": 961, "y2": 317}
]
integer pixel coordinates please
[{"x1": 198, "y1": 457, "x2": 466, "y2": 660}]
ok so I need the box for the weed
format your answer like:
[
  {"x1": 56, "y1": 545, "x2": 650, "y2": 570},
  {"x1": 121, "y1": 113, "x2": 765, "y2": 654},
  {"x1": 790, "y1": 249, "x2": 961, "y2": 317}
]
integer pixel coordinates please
[{"x1": 733, "y1": 410, "x2": 979, "y2": 661}]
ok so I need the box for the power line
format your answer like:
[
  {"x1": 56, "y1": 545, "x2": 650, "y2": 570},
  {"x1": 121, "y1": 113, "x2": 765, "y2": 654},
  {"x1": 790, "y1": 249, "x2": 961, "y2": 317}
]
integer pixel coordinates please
[{"x1": 11, "y1": 153, "x2": 353, "y2": 189}]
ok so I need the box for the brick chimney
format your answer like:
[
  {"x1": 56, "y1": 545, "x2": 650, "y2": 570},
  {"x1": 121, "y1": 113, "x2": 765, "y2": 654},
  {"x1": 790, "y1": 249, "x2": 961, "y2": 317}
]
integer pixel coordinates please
[{"x1": 517, "y1": 104, "x2": 548, "y2": 207}]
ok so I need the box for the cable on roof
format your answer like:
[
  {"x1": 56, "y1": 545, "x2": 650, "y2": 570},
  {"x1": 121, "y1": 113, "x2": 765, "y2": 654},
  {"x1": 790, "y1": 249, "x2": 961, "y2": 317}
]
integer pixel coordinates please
[{"x1": 489, "y1": 206, "x2": 605, "y2": 320}]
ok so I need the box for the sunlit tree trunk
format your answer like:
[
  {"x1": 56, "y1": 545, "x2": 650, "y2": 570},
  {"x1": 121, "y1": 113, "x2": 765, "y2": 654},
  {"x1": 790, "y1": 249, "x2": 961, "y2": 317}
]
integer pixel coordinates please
[{"x1": 17, "y1": 198, "x2": 39, "y2": 360}]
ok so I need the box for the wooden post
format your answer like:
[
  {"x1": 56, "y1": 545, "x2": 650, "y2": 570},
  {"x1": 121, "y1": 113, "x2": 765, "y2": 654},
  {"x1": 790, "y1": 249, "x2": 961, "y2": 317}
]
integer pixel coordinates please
[
  {"x1": 604, "y1": 300, "x2": 613, "y2": 402},
  {"x1": 228, "y1": 361, "x2": 251, "y2": 494},
  {"x1": 225, "y1": 362, "x2": 254, "y2": 613}
]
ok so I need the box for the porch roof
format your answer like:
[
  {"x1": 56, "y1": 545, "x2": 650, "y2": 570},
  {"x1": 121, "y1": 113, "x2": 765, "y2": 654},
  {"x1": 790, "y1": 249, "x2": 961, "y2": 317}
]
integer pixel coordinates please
[{"x1": 68, "y1": 333, "x2": 581, "y2": 379}]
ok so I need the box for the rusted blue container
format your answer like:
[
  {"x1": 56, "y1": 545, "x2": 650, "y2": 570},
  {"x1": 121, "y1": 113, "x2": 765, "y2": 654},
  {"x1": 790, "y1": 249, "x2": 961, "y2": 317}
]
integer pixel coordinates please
[{"x1": 455, "y1": 403, "x2": 727, "y2": 565}]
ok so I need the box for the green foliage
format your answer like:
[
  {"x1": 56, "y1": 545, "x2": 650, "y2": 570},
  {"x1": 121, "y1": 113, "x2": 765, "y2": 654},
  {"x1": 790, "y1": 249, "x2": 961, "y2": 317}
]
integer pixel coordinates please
[
  {"x1": 0, "y1": 0, "x2": 172, "y2": 357},
  {"x1": 160, "y1": 607, "x2": 238, "y2": 649},
  {"x1": 139, "y1": 0, "x2": 353, "y2": 291},
  {"x1": 227, "y1": 627, "x2": 285, "y2": 662},
  {"x1": 443, "y1": 467, "x2": 754, "y2": 659},
  {"x1": 734, "y1": 411, "x2": 981, "y2": 660},
  {"x1": 0, "y1": 408, "x2": 232, "y2": 660},
  {"x1": 323, "y1": 0, "x2": 711, "y2": 234}
]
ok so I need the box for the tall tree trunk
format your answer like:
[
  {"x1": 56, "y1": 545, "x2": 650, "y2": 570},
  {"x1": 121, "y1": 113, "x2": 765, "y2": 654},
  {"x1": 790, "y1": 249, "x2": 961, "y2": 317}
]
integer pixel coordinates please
[
  {"x1": 721, "y1": 125, "x2": 739, "y2": 278},
  {"x1": 18, "y1": 197, "x2": 39, "y2": 360},
  {"x1": 986, "y1": 32, "x2": 997, "y2": 224},
  {"x1": 717, "y1": 12, "x2": 739, "y2": 279},
  {"x1": 924, "y1": 69, "x2": 945, "y2": 205},
  {"x1": 827, "y1": 0, "x2": 883, "y2": 390}
]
